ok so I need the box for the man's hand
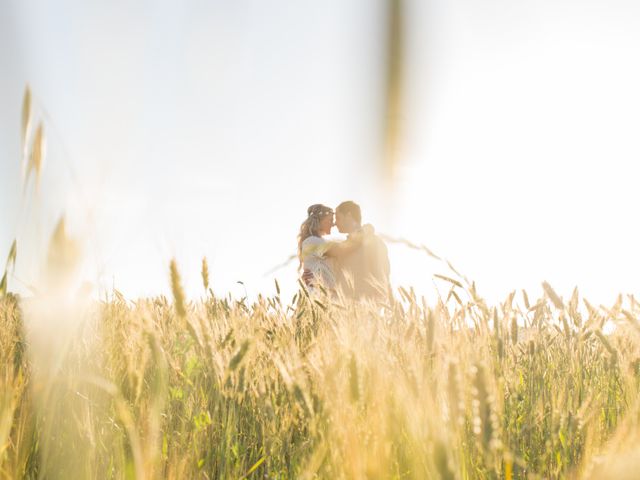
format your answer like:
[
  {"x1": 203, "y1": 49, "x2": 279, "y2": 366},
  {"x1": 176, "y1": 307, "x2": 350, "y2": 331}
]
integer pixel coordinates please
[
  {"x1": 301, "y1": 268, "x2": 314, "y2": 287},
  {"x1": 361, "y1": 223, "x2": 375, "y2": 236}
]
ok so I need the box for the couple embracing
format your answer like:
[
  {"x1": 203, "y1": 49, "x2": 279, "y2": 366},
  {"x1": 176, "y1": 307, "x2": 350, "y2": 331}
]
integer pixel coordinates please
[{"x1": 297, "y1": 201, "x2": 390, "y2": 303}]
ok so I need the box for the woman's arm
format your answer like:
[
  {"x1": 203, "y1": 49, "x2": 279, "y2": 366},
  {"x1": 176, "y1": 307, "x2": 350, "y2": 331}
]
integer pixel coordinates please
[{"x1": 324, "y1": 224, "x2": 374, "y2": 258}]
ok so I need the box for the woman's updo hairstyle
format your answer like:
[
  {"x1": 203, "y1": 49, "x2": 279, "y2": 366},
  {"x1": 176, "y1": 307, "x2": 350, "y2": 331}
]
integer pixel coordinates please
[{"x1": 307, "y1": 204, "x2": 334, "y2": 219}]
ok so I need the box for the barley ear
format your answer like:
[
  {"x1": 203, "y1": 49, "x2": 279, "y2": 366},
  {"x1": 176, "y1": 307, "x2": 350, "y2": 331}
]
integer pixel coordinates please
[
  {"x1": 542, "y1": 281, "x2": 564, "y2": 310},
  {"x1": 21, "y1": 85, "x2": 31, "y2": 153},
  {"x1": 201, "y1": 256, "x2": 210, "y2": 292},
  {"x1": 170, "y1": 258, "x2": 186, "y2": 318}
]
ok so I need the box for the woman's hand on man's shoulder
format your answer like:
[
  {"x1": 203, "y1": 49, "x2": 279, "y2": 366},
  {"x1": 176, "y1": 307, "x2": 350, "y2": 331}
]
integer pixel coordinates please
[{"x1": 361, "y1": 223, "x2": 375, "y2": 236}]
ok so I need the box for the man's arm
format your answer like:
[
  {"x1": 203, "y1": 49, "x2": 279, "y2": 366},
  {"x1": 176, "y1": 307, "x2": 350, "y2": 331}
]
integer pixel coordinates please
[
  {"x1": 372, "y1": 237, "x2": 391, "y2": 285},
  {"x1": 324, "y1": 224, "x2": 374, "y2": 258},
  {"x1": 376, "y1": 239, "x2": 392, "y2": 301},
  {"x1": 381, "y1": 240, "x2": 390, "y2": 279}
]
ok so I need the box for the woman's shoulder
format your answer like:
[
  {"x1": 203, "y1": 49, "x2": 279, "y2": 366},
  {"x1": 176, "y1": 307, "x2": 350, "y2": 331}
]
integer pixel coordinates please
[
  {"x1": 301, "y1": 236, "x2": 330, "y2": 259},
  {"x1": 302, "y1": 235, "x2": 326, "y2": 247}
]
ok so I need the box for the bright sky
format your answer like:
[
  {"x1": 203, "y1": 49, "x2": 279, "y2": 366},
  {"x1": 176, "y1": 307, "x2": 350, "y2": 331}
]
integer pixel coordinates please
[{"x1": 1, "y1": 0, "x2": 639, "y2": 305}]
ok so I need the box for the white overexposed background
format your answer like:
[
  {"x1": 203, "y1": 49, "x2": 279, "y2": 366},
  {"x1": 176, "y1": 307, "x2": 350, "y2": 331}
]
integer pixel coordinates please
[{"x1": 1, "y1": 0, "x2": 639, "y2": 305}]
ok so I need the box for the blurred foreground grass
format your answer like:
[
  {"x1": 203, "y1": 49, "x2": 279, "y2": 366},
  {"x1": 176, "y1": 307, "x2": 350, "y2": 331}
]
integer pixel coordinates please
[{"x1": 2, "y1": 278, "x2": 640, "y2": 479}]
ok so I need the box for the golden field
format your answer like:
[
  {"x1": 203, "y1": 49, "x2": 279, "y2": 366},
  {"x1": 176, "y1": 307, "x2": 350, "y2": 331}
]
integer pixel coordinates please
[
  {"x1": 2, "y1": 271, "x2": 640, "y2": 479},
  {"x1": 4, "y1": 86, "x2": 640, "y2": 479}
]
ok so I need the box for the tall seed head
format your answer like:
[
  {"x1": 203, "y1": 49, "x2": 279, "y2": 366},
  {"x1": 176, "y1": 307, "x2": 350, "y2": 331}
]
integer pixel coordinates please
[
  {"x1": 542, "y1": 281, "x2": 564, "y2": 310},
  {"x1": 170, "y1": 258, "x2": 186, "y2": 318},
  {"x1": 26, "y1": 122, "x2": 45, "y2": 190},
  {"x1": 45, "y1": 216, "x2": 81, "y2": 293},
  {"x1": 21, "y1": 85, "x2": 31, "y2": 149},
  {"x1": 0, "y1": 272, "x2": 7, "y2": 297},
  {"x1": 594, "y1": 329, "x2": 617, "y2": 362},
  {"x1": 201, "y1": 256, "x2": 210, "y2": 292},
  {"x1": 522, "y1": 289, "x2": 530, "y2": 310},
  {"x1": 6, "y1": 239, "x2": 17, "y2": 273},
  {"x1": 426, "y1": 308, "x2": 435, "y2": 352}
]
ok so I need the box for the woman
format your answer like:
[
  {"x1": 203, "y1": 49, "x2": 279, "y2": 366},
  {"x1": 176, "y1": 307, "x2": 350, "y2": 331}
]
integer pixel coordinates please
[{"x1": 297, "y1": 204, "x2": 369, "y2": 294}]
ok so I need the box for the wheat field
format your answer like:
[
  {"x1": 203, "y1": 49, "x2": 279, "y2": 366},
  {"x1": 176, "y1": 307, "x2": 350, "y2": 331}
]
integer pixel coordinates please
[
  {"x1": 3, "y1": 86, "x2": 640, "y2": 479},
  {"x1": 2, "y1": 268, "x2": 640, "y2": 479}
]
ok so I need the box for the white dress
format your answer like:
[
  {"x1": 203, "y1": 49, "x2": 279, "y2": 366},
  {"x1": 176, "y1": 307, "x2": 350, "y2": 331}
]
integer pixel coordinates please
[{"x1": 301, "y1": 236, "x2": 336, "y2": 290}]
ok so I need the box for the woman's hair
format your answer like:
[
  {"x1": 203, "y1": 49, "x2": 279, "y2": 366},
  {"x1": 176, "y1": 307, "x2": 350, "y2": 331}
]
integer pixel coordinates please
[{"x1": 297, "y1": 204, "x2": 334, "y2": 268}]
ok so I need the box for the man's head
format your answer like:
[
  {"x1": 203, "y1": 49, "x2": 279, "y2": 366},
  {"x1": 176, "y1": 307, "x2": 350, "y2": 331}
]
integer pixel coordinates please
[{"x1": 335, "y1": 201, "x2": 362, "y2": 234}]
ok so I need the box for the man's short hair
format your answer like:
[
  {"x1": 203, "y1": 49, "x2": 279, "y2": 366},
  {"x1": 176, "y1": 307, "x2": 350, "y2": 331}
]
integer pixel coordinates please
[{"x1": 336, "y1": 201, "x2": 361, "y2": 224}]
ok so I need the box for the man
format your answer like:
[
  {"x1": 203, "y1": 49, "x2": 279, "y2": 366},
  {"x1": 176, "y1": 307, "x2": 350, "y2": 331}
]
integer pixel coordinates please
[
  {"x1": 303, "y1": 201, "x2": 390, "y2": 302},
  {"x1": 332, "y1": 201, "x2": 391, "y2": 302}
]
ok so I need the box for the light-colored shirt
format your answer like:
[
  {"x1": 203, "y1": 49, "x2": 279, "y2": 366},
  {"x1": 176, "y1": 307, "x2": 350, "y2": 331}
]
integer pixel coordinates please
[
  {"x1": 301, "y1": 236, "x2": 336, "y2": 289},
  {"x1": 334, "y1": 232, "x2": 390, "y2": 301}
]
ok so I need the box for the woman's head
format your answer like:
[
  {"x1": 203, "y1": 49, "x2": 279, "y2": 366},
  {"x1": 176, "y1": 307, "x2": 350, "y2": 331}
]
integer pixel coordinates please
[
  {"x1": 306, "y1": 204, "x2": 334, "y2": 236},
  {"x1": 297, "y1": 204, "x2": 334, "y2": 266}
]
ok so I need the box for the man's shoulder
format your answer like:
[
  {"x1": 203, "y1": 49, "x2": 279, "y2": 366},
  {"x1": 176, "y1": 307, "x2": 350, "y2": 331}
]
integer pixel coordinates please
[{"x1": 367, "y1": 233, "x2": 388, "y2": 252}]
